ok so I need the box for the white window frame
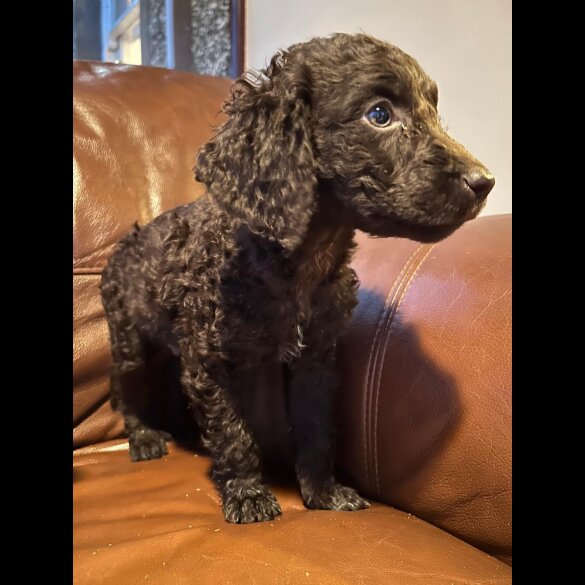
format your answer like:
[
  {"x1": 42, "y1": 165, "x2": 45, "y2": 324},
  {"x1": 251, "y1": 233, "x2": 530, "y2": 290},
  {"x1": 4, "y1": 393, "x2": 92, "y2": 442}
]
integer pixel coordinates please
[{"x1": 101, "y1": 0, "x2": 141, "y2": 63}]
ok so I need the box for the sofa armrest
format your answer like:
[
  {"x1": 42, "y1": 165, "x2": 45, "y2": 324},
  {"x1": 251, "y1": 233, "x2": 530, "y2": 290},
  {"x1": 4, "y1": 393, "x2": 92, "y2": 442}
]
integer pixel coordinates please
[{"x1": 337, "y1": 214, "x2": 512, "y2": 563}]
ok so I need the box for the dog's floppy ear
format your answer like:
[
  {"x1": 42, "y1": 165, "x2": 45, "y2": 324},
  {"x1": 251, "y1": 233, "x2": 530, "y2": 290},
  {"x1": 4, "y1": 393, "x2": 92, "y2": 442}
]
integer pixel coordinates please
[{"x1": 195, "y1": 53, "x2": 316, "y2": 253}]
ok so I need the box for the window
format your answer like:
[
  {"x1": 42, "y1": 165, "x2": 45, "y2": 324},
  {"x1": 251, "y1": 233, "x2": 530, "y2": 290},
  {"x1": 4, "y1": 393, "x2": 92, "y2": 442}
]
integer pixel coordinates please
[
  {"x1": 102, "y1": 0, "x2": 142, "y2": 65},
  {"x1": 73, "y1": 0, "x2": 245, "y2": 77}
]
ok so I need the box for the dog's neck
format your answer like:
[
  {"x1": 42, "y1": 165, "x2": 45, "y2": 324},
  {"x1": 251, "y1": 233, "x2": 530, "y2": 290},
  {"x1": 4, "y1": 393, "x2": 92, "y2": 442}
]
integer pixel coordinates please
[
  {"x1": 232, "y1": 192, "x2": 355, "y2": 286},
  {"x1": 289, "y1": 191, "x2": 355, "y2": 282}
]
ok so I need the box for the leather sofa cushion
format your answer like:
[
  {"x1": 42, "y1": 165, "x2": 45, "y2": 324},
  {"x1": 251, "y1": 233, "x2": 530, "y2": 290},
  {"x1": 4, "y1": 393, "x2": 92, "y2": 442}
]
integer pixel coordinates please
[{"x1": 74, "y1": 440, "x2": 512, "y2": 585}]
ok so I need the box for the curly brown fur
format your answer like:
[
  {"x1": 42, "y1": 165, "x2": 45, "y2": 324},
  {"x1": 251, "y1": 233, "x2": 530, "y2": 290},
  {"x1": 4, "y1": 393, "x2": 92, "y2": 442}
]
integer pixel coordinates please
[{"x1": 100, "y1": 33, "x2": 494, "y2": 524}]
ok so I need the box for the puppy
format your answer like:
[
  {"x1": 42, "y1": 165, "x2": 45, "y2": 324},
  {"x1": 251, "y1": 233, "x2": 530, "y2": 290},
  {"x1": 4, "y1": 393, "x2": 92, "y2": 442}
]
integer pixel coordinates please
[{"x1": 100, "y1": 33, "x2": 494, "y2": 523}]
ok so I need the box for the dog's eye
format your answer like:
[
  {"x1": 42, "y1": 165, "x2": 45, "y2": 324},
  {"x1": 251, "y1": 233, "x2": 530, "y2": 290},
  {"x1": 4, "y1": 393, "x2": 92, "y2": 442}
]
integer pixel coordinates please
[{"x1": 365, "y1": 104, "x2": 392, "y2": 127}]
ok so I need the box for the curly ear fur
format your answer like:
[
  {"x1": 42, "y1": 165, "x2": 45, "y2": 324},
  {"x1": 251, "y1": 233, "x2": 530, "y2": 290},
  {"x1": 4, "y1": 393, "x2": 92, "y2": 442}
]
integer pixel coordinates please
[{"x1": 195, "y1": 53, "x2": 317, "y2": 253}]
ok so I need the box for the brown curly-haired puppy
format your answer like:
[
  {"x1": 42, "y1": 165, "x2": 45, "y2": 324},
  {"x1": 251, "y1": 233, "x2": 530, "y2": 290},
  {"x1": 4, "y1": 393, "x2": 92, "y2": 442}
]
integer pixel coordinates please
[{"x1": 101, "y1": 33, "x2": 494, "y2": 524}]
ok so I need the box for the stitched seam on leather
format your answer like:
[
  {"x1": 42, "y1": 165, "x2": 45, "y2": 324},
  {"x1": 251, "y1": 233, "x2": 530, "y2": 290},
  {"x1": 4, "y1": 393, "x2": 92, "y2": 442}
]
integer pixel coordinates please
[
  {"x1": 372, "y1": 244, "x2": 436, "y2": 495},
  {"x1": 362, "y1": 245, "x2": 423, "y2": 492},
  {"x1": 74, "y1": 268, "x2": 103, "y2": 275},
  {"x1": 369, "y1": 245, "x2": 429, "y2": 495}
]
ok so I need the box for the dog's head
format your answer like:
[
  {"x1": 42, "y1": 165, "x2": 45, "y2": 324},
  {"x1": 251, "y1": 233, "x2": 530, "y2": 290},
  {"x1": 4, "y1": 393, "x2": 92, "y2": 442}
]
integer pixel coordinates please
[{"x1": 196, "y1": 33, "x2": 494, "y2": 250}]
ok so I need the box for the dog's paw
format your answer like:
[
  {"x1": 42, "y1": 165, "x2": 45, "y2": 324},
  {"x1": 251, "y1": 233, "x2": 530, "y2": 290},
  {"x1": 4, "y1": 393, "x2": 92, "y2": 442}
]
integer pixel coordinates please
[
  {"x1": 303, "y1": 481, "x2": 370, "y2": 511},
  {"x1": 222, "y1": 479, "x2": 282, "y2": 524},
  {"x1": 129, "y1": 428, "x2": 168, "y2": 461}
]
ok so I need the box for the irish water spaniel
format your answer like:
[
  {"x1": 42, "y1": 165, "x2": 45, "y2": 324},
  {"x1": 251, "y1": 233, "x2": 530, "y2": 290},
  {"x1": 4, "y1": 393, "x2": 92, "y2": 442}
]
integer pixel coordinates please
[{"x1": 100, "y1": 33, "x2": 494, "y2": 523}]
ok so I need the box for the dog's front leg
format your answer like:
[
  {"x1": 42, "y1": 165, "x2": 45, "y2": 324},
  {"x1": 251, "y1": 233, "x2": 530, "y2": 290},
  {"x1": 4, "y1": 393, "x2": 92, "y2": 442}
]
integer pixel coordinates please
[
  {"x1": 285, "y1": 340, "x2": 370, "y2": 511},
  {"x1": 180, "y1": 353, "x2": 281, "y2": 523}
]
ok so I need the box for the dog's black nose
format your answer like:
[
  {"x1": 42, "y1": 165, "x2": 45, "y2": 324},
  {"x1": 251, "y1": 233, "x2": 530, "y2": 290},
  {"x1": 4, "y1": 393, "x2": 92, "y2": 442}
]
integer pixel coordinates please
[{"x1": 463, "y1": 170, "x2": 495, "y2": 201}]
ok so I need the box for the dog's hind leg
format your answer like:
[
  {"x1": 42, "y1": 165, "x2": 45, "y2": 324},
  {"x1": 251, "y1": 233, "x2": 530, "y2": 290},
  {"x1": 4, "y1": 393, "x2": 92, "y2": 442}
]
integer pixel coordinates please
[
  {"x1": 101, "y1": 273, "x2": 169, "y2": 462},
  {"x1": 107, "y1": 326, "x2": 169, "y2": 461}
]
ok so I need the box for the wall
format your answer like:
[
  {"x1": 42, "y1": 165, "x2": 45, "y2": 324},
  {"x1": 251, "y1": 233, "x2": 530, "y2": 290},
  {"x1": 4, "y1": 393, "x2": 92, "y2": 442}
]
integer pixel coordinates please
[{"x1": 246, "y1": 0, "x2": 511, "y2": 217}]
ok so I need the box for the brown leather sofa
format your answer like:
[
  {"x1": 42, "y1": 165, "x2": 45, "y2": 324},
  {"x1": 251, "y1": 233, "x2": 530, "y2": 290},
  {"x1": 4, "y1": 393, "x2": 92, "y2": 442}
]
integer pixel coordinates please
[{"x1": 73, "y1": 61, "x2": 512, "y2": 584}]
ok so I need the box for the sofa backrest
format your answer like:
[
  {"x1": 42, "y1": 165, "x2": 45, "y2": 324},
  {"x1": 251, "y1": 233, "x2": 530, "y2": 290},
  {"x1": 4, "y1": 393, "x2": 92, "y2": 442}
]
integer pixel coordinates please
[{"x1": 73, "y1": 61, "x2": 231, "y2": 446}]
